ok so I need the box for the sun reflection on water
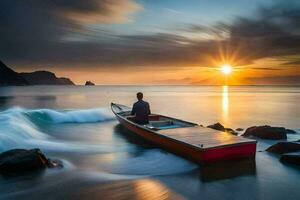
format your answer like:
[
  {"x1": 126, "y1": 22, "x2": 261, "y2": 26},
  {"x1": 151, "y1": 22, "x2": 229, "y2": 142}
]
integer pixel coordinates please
[{"x1": 222, "y1": 85, "x2": 229, "y2": 124}]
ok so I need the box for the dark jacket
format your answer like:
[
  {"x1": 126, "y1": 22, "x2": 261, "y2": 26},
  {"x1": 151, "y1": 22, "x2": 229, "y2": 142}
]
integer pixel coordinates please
[{"x1": 131, "y1": 100, "x2": 151, "y2": 124}]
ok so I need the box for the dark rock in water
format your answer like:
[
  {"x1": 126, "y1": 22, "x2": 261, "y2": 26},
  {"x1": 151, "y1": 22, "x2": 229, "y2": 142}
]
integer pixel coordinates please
[
  {"x1": 224, "y1": 128, "x2": 238, "y2": 135},
  {"x1": 280, "y1": 154, "x2": 300, "y2": 166},
  {"x1": 47, "y1": 159, "x2": 63, "y2": 168},
  {"x1": 286, "y1": 129, "x2": 297, "y2": 134},
  {"x1": 0, "y1": 148, "x2": 61, "y2": 174},
  {"x1": 0, "y1": 149, "x2": 48, "y2": 173},
  {"x1": 85, "y1": 80, "x2": 95, "y2": 86},
  {"x1": 236, "y1": 128, "x2": 244, "y2": 131},
  {"x1": 266, "y1": 142, "x2": 300, "y2": 154},
  {"x1": 242, "y1": 125, "x2": 287, "y2": 140},
  {"x1": 207, "y1": 123, "x2": 238, "y2": 135},
  {"x1": 207, "y1": 122, "x2": 225, "y2": 131}
]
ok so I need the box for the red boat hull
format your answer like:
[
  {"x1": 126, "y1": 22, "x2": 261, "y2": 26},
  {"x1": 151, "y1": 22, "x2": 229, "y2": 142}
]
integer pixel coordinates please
[{"x1": 116, "y1": 114, "x2": 256, "y2": 164}]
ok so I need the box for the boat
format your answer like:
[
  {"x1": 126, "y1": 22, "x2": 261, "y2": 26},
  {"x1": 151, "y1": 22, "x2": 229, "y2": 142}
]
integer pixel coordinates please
[{"x1": 111, "y1": 103, "x2": 257, "y2": 164}]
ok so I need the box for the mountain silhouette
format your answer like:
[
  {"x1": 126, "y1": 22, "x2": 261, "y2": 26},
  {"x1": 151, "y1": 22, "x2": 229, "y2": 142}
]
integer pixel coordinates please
[
  {"x1": 0, "y1": 60, "x2": 28, "y2": 86},
  {"x1": 20, "y1": 71, "x2": 74, "y2": 85},
  {"x1": 0, "y1": 60, "x2": 74, "y2": 86}
]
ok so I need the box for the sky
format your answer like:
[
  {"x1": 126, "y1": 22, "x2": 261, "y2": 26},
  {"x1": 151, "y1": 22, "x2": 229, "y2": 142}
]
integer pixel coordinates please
[{"x1": 0, "y1": 0, "x2": 300, "y2": 85}]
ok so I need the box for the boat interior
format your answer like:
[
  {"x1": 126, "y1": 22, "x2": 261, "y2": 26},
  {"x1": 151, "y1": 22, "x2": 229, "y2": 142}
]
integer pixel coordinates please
[{"x1": 122, "y1": 111, "x2": 196, "y2": 130}]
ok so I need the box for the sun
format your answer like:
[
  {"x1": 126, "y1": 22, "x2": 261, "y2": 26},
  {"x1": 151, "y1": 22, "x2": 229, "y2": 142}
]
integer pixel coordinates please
[{"x1": 220, "y1": 64, "x2": 232, "y2": 75}]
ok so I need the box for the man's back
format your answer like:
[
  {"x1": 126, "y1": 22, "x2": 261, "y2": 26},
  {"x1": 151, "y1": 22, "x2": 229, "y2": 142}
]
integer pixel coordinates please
[{"x1": 131, "y1": 100, "x2": 151, "y2": 124}]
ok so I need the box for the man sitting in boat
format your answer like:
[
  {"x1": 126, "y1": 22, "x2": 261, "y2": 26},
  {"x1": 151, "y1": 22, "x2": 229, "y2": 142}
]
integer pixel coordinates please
[{"x1": 131, "y1": 92, "x2": 151, "y2": 124}]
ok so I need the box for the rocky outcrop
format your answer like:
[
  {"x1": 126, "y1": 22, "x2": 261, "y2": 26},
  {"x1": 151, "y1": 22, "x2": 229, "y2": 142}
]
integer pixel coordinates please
[
  {"x1": 0, "y1": 60, "x2": 75, "y2": 86},
  {"x1": 280, "y1": 154, "x2": 300, "y2": 166},
  {"x1": 0, "y1": 148, "x2": 62, "y2": 174},
  {"x1": 20, "y1": 71, "x2": 75, "y2": 85},
  {"x1": 207, "y1": 122, "x2": 238, "y2": 135},
  {"x1": 207, "y1": 122, "x2": 225, "y2": 131},
  {"x1": 266, "y1": 142, "x2": 300, "y2": 154},
  {"x1": 58, "y1": 77, "x2": 75, "y2": 85},
  {"x1": 85, "y1": 81, "x2": 95, "y2": 86},
  {"x1": 0, "y1": 60, "x2": 28, "y2": 86},
  {"x1": 242, "y1": 125, "x2": 288, "y2": 140}
]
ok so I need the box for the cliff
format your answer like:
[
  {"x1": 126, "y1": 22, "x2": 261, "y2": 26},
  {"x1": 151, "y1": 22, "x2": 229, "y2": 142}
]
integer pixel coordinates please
[
  {"x1": 20, "y1": 71, "x2": 75, "y2": 85},
  {"x1": 0, "y1": 60, "x2": 75, "y2": 86},
  {"x1": 0, "y1": 60, "x2": 28, "y2": 86},
  {"x1": 85, "y1": 81, "x2": 95, "y2": 86}
]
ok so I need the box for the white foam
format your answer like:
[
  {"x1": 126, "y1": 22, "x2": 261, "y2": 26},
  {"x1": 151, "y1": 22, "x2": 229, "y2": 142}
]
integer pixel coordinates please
[
  {"x1": 0, "y1": 107, "x2": 118, "y2": 152},
  {"x1": 26, "y1": 108, "x2": 115, "y2": 124},
  {"x1": 102, "y1": 149, "x2": 197, "y2": 176}
]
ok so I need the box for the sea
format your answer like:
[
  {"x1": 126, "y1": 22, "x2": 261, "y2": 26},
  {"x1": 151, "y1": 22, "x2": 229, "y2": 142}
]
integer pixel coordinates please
[{"x1": 0, "y1": 85, "x2": 299, "y2": 200}]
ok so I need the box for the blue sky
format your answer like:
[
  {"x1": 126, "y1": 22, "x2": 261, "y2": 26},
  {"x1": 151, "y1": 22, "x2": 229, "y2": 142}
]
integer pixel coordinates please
[{"x1": 93, "y1": 0, "x2": 274, "y2": 36}]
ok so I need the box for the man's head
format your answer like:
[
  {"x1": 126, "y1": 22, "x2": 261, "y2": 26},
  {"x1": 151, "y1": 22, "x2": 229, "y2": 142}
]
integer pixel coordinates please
[{"x1": 136, "y1": 92, "x2": 143, "y2": 100}]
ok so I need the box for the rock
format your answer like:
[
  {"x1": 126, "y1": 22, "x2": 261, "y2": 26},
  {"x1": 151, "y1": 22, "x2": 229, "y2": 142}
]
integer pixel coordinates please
[
  {"x1": 224, "y1": 128, "x2": 238, "y2": 135},
  {"x1": 236, "y1": 128, "x2": 244, "y2": 131},
  {"x1": 207, "y1": 123, "x2": 225, "y2": 131},
  {"x1": 85, "y1": 81, "x2": 95, "y2": 86},
  {"x1": 266, "y1": 142, "x2": 300, "y2": 154},
  {"x1": 280, "y1": 154, "x2": 300, "y2": 166},
  {"x1": 242, "y1": 125, "x2": 287, "y2": 140},
  {"x1": 47, "y1": 159, "x2": 63, "y2": 168},
  {"x1": 57, "y1": 77, "x2": 75, "y2": 85},
  {"x1": 0, "y1": 148, "x2": 60, "y2": 174},
  {"x1": 207, "y1": 123, "x2": 238, "y2": 135}
]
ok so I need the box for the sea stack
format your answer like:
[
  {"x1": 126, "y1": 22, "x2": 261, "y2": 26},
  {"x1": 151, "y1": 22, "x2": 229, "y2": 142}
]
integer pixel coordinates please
[{"x1": 85, "y1": 81, "x2": 95, "y2": 86}]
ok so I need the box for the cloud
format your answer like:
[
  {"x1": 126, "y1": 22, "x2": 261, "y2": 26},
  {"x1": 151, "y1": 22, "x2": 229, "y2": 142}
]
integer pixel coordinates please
[
  {"x1": 282, "y1": 60, "x2": 300, "y2": 66},
  {"x1": 0, "y1": 0, "x2": 141, "y2": 63},
  {"x1": 245, "y1": 75, "x2": 300, "y2": 85},
  {"x1": 0, "y1": 0, "x2": 300, "y2": 74},
  {"x1": 182, "y1": 1, "x2": 300, "y2": 66},
  {"x1": 246, "y1": 67, "x2": 284, "y2": 71},
  {"x1": 226, "y1": 1, "x2": 300, "y2": 62},
  {"x1": 51, "y1": 0, "x2": 141, "y2": 23}
]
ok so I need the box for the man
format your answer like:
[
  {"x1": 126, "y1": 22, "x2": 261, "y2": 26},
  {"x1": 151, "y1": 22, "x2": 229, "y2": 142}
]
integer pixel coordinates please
[{"x1": 131, "y1": 92, "x2": 151, "y2": 124}]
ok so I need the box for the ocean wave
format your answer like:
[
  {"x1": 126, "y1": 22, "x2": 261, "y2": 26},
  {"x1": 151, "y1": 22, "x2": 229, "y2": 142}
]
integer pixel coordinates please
[
  {"x1": 0, "y1": 107, "x2": 49, "y2": 151},
  {"x1": 0, "y1": 107, "x2": 117, "y2": 152},
  {"x1": 25, "y1": 107, "x2": 115, "y2": 124}
]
